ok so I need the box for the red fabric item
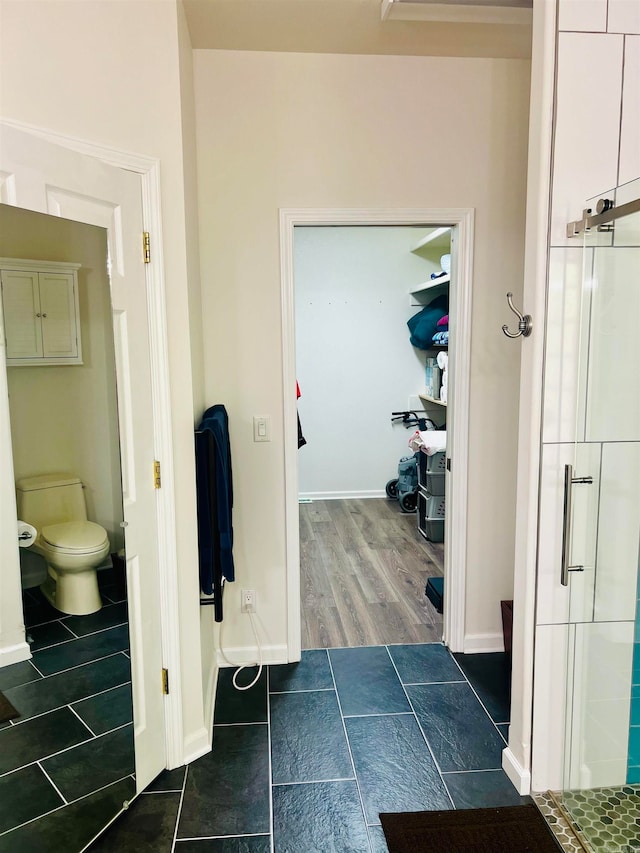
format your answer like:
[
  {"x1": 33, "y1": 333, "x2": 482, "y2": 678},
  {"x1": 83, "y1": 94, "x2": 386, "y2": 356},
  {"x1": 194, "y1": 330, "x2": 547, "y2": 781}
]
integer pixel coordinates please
[
  {"x1": 296, "y1": 382, "x2": 301, "y2": 399},
  {"x1": 437, "y1": 314, "x2": 449, "y2": 328}
]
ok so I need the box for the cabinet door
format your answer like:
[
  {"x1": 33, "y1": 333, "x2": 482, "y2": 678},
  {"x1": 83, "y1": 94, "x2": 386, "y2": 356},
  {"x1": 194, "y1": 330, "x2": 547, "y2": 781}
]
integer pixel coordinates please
[
  {"x1": 38, "y1": 272, "x2": 78, "y2": 359},
  {"x1": 0, "y1": 269, "x2": 43, "y2": 359}
]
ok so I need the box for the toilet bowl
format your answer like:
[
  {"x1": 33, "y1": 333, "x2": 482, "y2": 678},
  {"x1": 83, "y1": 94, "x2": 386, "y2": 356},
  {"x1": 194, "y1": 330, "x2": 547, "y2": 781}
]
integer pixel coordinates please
[{"x1": 16, "y1": 474, "x2": 110, "y2": 616}]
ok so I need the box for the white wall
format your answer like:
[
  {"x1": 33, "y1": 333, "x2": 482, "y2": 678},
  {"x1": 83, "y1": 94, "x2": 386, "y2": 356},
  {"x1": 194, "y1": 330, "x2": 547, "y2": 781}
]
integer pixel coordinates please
[
  {"x1": 0, "y1": 0, "x2": 206, "y2": 760},
  {"x1": 193, "y1": 49, "x2": 530, "y2": 656},
  {"x1": 527, "y1": 1, "x2": 640, "y2": 792},
  {"x1": 0, "y1": 206, "x2": 124, "y2": 548},
  {"x1": 295, "y1": 226, "x2": 442, "y2": 499}
]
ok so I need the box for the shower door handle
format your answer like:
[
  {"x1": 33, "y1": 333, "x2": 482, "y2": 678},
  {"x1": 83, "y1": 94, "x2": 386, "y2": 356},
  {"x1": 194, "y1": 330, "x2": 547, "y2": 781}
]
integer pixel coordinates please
[{"x1": 560, "y1": 464, "x2": 593, "y2": 586}]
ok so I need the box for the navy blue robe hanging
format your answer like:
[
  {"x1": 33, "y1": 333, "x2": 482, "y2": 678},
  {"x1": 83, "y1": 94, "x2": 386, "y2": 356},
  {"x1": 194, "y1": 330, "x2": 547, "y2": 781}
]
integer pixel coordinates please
[{"x1": 195, "y1": 404, "x2": 234, "y2": 621}]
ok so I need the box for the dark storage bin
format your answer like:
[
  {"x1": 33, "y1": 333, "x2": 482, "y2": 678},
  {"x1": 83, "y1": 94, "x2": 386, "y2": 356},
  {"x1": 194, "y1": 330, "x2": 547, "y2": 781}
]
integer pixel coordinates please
[
  {"x1": 417, "y1": 450, "x2": 446, "y2": 495},
  {"x1": 417, "y1": 488, "x2": 445, "y2": 542},
  {"x1": 425, "y1": 576, "x2": 444, "y2": 613}
]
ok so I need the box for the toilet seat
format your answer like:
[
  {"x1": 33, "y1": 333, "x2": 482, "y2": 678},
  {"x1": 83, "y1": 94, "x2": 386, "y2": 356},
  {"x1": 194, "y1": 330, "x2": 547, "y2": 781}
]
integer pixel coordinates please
[{"x1": 41, "y1": 521, "x2": 109, "y2": 555}]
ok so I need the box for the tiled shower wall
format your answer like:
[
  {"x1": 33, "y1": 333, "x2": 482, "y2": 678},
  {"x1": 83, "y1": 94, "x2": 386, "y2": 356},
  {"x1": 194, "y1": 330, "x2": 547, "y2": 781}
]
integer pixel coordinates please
[{"x1": 531, "y1": 0, "x2": 640, "y2": 793}]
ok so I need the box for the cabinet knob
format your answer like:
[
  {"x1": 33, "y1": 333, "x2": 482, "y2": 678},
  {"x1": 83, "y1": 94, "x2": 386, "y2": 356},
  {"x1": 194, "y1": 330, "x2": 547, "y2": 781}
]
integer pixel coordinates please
[
  {"x1": 36, "y1": 312, "x2": 41, "y2": 318},
  {"x1": 42, "y1": 313, "x2": 47, "y2": 318}
]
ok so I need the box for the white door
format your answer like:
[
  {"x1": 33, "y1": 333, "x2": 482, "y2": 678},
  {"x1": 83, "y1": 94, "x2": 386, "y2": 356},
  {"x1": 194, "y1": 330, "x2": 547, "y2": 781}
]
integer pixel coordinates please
[{"x1": 0, "y1": 125, "x2": 165, "y2": 790}]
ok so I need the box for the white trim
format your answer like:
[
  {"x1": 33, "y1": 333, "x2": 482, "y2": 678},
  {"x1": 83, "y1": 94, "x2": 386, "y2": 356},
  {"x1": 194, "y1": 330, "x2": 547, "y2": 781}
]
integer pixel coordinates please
[
  {"x1": 299, "y1": 490, "x2": 386, "y2": 501},
  {"x1": 182, "y1": 726, "x2": 211, "y2": 766},
  {"x1": 381, "y1": 0, "x2": 532, "y2": 26},
  {"x1": 0, "y1": 640, "x2": 31, "y2": 667},
  {"x1": 463, "y1": 632, "x2": 505, "y2": 654},
  {"x1": 0, "y1": 118, "x2": 184, "y2": 766},
  {"x1": 0, "y1": 258, "x2": 81, "y2": 272},
  {"x1": 502, "y1": 746, "x2": 532, "y2": 795},
  {"x1": 280, "y1": 207, "x2": 474, "y2": 661},
  {"x1": 508, "y1": 0, "x2": 557, "y2": 796},
  {"x1": 202, "y1": 658, "x2": 218, "y2": 752},
  {"x1": 216, "y1": 644, "x2": 289, "y2": 668}
]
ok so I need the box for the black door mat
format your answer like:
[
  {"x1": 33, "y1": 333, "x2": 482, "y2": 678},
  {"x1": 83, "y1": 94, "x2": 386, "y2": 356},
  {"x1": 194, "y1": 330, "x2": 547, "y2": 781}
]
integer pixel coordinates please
[{"x1": 380, "y1": 804, "x2": 561, "y2": 853}]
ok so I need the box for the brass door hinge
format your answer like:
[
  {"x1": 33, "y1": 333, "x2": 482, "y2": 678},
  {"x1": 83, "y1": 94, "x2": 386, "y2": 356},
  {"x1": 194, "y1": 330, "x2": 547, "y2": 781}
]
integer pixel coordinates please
[
  {"x1": 143, "y1": 231, "x2": 151, "y2": 264},
  {"x1": 162, "y1": 668, "x2": 169, "y2": 695},
  {"x1": 154, "y1": 460, "x2": 161, "y2": 489}
]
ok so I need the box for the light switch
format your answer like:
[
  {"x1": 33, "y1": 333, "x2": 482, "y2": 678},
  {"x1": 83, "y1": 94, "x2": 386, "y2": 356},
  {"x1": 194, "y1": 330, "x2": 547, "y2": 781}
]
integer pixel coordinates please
[{"x1": 253, "y1": 416, "x2": 271, "y2": 442}]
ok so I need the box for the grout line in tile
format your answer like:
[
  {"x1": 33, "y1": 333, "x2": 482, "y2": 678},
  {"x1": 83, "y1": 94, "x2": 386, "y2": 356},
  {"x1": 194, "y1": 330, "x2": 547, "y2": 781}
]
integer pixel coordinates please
[
  {"x1": 7, "y1": 678, "x2": 132, "y2": 728},
  {"x1": 448, "y1": 655, "x2": 509, "y2": 741},
  {"x1": 326, "y1": 649, "x2": 373, "y2": 850},
  {"x1": 28, "y1": 659, "x2": 46, "y2": 679},
  {"x1": 60, "y1": 621, "x2": 81, "y2": 639},
  {"x1": 175, "y1": 833, "x2": 271, "y2": 842},
  {"x1": 384, "y1": 644, "x2": 456, "y2": 809},
  {"x1": 33, "y1": 622, "x2": 129, "y2": 654},
  {"x1": 272, "y1": 777, "x2": 356, "y2": 787},
  {"x1": 213, "y1": 721, "x2": 268, "y2": 728},
  {"x1": 440, "y1": 767, "x2": 504, "y2": 775},
  {"x1": 170, "y1": 758, "x2": 189, "y2": 853},
  {"x1": 403, "y1": 679, "x2": 466, "y2": 686},
  {"x1": 28, "y1": 650, "x2": 130, "y2": 680},
  {"x1": 67, "y1": 703, "x2": 97, "y2": 738},
  {"x1": 342, "y1": 711, "x2": 414, "y2": 719},
  {"x1": 37, "y1": 759, "x2": 68, "y2": 806},
  {"x1": 266, "y1": 667, "x2": 275, "y2": 853},
  {"x1": 268, "y1": 687, "x2": 334, "y2": 695},
  {"x1": 0, "y1": 772, "x2": 134, "y2": 838},
  {"x1": 0, "y1": 722, "x2": 132, "y2": 779}
]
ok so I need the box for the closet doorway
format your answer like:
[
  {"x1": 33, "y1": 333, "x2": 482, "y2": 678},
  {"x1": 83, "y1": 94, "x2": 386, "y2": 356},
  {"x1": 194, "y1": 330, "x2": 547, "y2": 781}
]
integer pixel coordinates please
[{"x1": 280, "y1": 209, "x2": 474, "y2": 658}]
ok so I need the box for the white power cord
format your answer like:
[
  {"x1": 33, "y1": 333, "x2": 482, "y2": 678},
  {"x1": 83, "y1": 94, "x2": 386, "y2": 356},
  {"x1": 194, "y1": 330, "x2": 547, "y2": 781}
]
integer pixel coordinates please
[{"x1": 218, "y1": 610, "x2": 263, "y2": 691}]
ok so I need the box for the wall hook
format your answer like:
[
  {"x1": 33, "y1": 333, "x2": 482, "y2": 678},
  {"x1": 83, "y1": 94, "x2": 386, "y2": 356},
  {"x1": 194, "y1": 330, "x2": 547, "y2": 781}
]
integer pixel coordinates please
[{"x1": 502, "y1": 292, "x2": 532, "y2": 338}]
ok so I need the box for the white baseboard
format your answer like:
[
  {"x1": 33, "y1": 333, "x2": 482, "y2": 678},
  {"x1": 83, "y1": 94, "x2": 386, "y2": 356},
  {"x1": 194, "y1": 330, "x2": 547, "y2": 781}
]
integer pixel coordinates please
[
  {"x1": 299, "y1": 490, "x2": 386, "y2": 501},
  {"x1": 463, "y1": 632, "x2": 505, "y2": 654},
  {"x1": 203, "y1": 658, "x2": 218, "y2": 746},
  {"x1": 216, "y1": 644, "x2": 289, "y2": 668},
  {"x1": 182, "y1": 725, "x2": 211, "y2": 766},
  {"x1": 0, "y1": 640, "x2": 31, "y2": 667},
  {"x1": 502, "y1": 746, "x2": 531, "y2": 795}
]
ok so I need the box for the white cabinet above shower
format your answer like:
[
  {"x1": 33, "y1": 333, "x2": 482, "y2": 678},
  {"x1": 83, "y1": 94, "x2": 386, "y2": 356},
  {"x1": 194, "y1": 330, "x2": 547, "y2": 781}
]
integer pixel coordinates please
[{"x1": 0, "y1": 258, "x2": 82, "y2": 365}]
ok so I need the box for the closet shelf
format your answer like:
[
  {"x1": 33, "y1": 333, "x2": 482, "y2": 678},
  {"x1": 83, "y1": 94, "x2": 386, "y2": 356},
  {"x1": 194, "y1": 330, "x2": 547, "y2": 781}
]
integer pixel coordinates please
[
  {"x1": 418, "y1": 392, "x2": 447, "y2": 408},
  {"x1": 410, "y1": 274, "x2": 450, "y2": 306}
]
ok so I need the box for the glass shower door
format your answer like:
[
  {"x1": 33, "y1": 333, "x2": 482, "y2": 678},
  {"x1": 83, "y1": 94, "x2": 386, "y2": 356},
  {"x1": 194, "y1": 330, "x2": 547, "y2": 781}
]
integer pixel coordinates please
[{"x1": 560, "y1": 178, "x2": 640, "y2": 850}]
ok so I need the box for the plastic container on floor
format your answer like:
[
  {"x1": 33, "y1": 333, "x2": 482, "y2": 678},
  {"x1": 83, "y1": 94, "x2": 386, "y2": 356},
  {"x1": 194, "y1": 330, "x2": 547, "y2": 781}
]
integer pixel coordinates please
[
  {"x1": 417, "y1": 489, "x2": 445, "y2": 542},
  {"x1": 418, "y1": 450, "x2": 446, "y2": 496}
]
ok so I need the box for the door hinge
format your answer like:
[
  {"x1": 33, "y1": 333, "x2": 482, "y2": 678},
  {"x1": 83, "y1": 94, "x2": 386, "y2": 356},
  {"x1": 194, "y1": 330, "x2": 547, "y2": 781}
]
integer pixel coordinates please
[
  {"x1": 162, "y1": 668, "x2": 169, "y2": 695},
  {"x1": 154, "y1": 460, "x2": 161, "y2": 489},
  {"x1": 143, "y1": 231, "x2": 151, "y2": 264}
]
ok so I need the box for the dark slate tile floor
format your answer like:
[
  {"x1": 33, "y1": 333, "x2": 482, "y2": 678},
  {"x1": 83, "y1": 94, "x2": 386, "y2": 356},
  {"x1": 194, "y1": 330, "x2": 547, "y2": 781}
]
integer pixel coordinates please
[
  {"x1": 0, "y1": 575, "x2": 133, "y2": 849},
  {"x1": 90, "y1": 644, "x2": 527, "y2": 852}
]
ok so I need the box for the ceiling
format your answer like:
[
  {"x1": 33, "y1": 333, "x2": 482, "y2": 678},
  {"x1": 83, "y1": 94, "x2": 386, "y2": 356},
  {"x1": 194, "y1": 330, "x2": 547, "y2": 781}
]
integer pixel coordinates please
[{"x1": 182, "y1": 0, "x2": 532, "y2": 59}]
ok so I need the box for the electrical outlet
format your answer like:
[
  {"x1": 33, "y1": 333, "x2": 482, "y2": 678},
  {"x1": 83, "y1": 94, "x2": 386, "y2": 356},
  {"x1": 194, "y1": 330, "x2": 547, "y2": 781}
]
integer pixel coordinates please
[{"x1": 241, "y1": 589, "x2": 256, "y2": 613}]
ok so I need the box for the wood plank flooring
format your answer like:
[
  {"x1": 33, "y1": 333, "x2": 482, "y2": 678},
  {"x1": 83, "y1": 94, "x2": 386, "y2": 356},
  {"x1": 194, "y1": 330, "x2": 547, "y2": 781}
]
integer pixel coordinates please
[{"x1": 300, "y1": 498, "x2": 444, "y2": 649}]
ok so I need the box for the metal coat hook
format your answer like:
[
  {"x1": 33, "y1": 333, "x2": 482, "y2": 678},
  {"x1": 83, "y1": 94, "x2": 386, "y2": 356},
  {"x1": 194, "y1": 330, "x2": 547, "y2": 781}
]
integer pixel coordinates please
[{"x1": 502, "y1": 292, "x2": 532, "y2": 339}]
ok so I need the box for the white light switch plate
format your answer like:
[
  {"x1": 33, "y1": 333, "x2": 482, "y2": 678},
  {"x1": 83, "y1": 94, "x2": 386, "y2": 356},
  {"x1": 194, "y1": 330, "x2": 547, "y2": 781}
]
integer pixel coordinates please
[{"x1": 253, "y1": 415, "x2": 271, "y2": 442}]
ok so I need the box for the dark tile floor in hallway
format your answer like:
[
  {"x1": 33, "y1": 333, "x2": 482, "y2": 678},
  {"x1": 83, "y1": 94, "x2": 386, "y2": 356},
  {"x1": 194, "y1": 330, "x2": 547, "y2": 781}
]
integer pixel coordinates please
[{"x1": 92, "y1": 645, "x2": 527, "y2": 852}]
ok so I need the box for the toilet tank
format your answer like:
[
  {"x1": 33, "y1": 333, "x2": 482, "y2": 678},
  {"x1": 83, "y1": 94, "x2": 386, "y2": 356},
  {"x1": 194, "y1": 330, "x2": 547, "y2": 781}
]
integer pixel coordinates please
[{"x1": 16, "y1": 474, "x2": 88, "y2": 531}]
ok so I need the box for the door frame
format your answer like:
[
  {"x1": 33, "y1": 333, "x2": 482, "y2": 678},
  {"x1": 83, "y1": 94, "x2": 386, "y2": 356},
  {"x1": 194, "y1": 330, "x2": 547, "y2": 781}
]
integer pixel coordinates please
[
  {"x1": 280, "y1": 207, "x2": 475, "y2": 658},
  {"x1": 0, "y1": 118, "x2": 185, "y2": 768}
]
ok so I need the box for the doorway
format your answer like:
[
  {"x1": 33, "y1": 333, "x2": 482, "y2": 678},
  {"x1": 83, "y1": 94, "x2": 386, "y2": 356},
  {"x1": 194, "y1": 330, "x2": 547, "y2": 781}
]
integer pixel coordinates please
[
  {"x1": 295, "y1": 224, "x2": 449, "y2": 648},
  {"x1": 280, "y1": 208, "x2": 475, "y2": 660},
  {"x1": 0, "y1": 121, "x2": 179, "y2": 848}
]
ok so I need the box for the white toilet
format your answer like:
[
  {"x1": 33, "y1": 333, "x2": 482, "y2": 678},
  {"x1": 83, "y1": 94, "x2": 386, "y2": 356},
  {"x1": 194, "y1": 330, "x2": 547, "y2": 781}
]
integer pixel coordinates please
[{"x1": 16, "y1": 474, "x2": 110, "y2": 616}]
